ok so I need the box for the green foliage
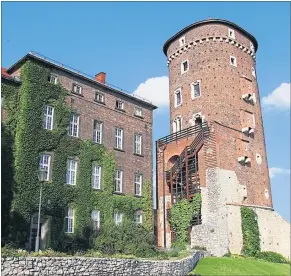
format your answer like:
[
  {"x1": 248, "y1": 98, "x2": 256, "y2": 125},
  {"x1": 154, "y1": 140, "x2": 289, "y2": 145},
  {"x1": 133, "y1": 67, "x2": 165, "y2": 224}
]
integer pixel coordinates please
[
  {"x1": 256, "y1": 251, "x2": 290, "y2": 264},
  {"x1": 192, "y1": 245, "x2": 207, "y2": 251},
  {"x1": 2, "y1": 60, "x2": 153, "y2": 251},
  {"x1": 240, "y1": 207, "x2": 260, "y2": 257},
  {"x1": 169, "y1": 194, "x2": 201, "y2": 243}
]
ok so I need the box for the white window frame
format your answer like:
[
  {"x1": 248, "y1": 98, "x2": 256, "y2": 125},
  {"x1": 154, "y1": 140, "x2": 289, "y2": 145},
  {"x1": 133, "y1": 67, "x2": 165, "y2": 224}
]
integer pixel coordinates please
[
  {"x1": 91, "y1": 210, "x2": 100, "y2": 230},
  {"x1": 228, "y1": 28, "x2": 235, "y2": 39},
  {"x1": 114, "y1": 211, "x2": 123, "y2": 225},
  {"x1": 72, "y1": 83, "x2": 82, "y2": 95},
  {"x1": 134, "y1": 174, "x2": 143, "y2": 196},
  {"x1": 174, "y1": 88, "x2": 182, "y2": 107},
  {"x1": 93, "y1": 121, "x2": 103, "y2": 144},
  {"x1": 66, "y1": 159, "x2": 77, "y2": 185},
  {"x1": 230, "y1": 56, "x2": 237, "y2": 67},
  {"x1": 181, "y1": 60, "x2": 189, "y2": 74},
  {"x1": 116, "y1": 100, "x2": 124, "y2": 110},
  {"x1": 251, "y1": 67, "x2": 256, "y2": 78},
  {"x1": 65, "y1": 207, "x2": 74, "y2": 233},
  {"x1": 44, "y1": 105, "x2": 54, "y2": 130},
  {"x1": 39, "y1": 154, "x2": 51, "y2": 181},
  {"x1": 250, "y1": 42, "x2": 254, "y2": 52},
  {"x1": 173, "y1": 116, "x2": 182, "y2": 133},
  {"x1": 134, "y1": 134, "x2": 142, "y2": 155},
  {"x1": 179, "y1": 36, "x2": 186, "y2": 47},
  {"x1": 115, "y1": 170, "x2": 123, "y2": 193},
  {"x1": 49, "y1": 74, "x2": 58, "y2": 84},
  {"x1": 95, "y1": 92, "x2": 104, "y2": 103},
  {"x1": 134, "y1": 107, "x2": 143, "y2": 117},
  {"x1": 115, "y1": 128, "x2": 123, "y2": 150},
  {"x1": 92, "y1": 165, "x2": 102, "y2": 189},
  {"x1": 191, "y1": 80, "x2": 201, "y2": 99},
  {"x1": 69, "y1": 113, "x2": 80, "y2": 137},
  {"x1": 134, "y1": 213, "x2": 143, "y2": 224}
]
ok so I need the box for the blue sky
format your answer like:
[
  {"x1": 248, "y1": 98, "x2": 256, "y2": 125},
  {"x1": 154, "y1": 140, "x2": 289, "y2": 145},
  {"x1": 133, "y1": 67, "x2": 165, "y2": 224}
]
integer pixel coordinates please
[{"x1": 2, "y1": 2, "x2": 290, "y2": 221}]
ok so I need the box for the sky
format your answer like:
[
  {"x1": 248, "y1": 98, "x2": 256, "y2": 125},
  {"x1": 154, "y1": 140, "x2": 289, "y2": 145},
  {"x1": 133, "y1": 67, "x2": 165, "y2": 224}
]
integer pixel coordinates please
[{"x1": 1, "y1": 2, "x2": 290, "y2": 222}]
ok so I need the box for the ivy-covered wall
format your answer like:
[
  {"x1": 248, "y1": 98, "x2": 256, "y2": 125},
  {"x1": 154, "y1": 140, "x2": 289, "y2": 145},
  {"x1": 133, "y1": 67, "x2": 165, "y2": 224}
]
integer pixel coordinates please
[{"x1": 2, "y1": 60, "x2": 153, "y2": 250}]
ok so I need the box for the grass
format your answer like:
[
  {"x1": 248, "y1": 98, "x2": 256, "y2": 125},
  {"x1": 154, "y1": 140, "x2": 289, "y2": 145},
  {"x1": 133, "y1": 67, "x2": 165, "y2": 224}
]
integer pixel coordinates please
[{"x1": 190, "y1": 257, "x2": 291, "y2": 276}]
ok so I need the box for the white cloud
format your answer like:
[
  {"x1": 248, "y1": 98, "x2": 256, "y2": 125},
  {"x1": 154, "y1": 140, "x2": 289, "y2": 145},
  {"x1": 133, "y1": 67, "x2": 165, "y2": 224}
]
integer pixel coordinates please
[
  {"x1": 132, "y1": 76, "x2": 169, "y2": 108},
  {"x1": 269, "y1": 167, "x2": 290, "y2": 178},
  {"x1": 262, "y1": 83, "x2": 290, "y2": 110}
]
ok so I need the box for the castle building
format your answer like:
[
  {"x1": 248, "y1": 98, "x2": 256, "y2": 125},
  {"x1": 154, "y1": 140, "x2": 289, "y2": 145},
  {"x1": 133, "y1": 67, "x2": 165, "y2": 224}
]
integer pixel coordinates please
[
  {"x1": 155, "y1": 19, "x2": 290, "y2": 259},
  {"x1": 1, "y1": 52, "x2": 156, "y2": 251}
]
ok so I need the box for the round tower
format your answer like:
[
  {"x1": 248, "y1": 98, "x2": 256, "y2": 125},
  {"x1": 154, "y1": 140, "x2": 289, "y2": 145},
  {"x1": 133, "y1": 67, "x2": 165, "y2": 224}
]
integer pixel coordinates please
[{"x1": 163, "y1": 19, "x2": 272, "y2": 208}]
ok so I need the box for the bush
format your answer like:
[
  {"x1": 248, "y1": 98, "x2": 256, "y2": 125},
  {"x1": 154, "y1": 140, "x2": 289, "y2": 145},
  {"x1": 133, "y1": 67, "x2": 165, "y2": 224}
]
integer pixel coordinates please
[
  {"x1": 171, "y1": 240, "x2": 187, "y2": 251},
  {"x1": 1, "y1": 244, "x2": 28, "y2": 257},
  {"x1": 256, "y1": 251, "x2": 289, "y2": 264},
  {"x1": 193, "y1": 245, "x2": 207, "y2": 251}
]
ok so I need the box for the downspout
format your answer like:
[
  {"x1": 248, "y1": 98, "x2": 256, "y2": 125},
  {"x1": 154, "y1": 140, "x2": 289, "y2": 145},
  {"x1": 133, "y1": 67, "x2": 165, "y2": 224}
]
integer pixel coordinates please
[{"x1": 162, "y1": 147, "x2": 166, "y2": 248}]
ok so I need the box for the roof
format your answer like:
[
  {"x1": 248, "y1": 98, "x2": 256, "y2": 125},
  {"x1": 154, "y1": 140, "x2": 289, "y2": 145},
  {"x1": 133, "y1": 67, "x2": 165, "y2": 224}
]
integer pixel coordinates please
[
  {"x1": 163, "y1": 19, "x2": 258, "y2": 55},
  {"x1": 6, "y1": 52, "x2": 157, "y2": 110},
  {"x1": 1, "y1": 67, "x2": 21, "y2": 84}
]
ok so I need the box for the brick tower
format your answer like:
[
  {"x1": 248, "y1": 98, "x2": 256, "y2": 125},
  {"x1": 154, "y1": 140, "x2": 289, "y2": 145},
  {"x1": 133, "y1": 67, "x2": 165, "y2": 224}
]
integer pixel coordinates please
[{"x1": 155, "y1": 19, "x2": 289, "y2": 258}]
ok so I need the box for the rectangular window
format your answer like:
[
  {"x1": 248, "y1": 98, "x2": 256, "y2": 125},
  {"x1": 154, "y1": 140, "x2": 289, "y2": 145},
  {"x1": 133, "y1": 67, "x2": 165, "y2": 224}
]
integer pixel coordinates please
[
  {"x1": 116, "y1": 100, "x2": 124, "y2": 110},
  {"x1": 114, "y1": 211, "x2": 123, "y2": 225},
  {"x1": 69, "y1": 113, "x2": 79, "y2": 137},
  {"x1": 134, "y1": 213, "x2": 142, "y2": 224},
  {"x1": 95, "y1": 92, "x2": 104, "y2": 103},
  {"x1": 228, "y1": 28, "x2": 235, "y2": 39},
  {"x1": 173, "y1": 117, "x2": 182, "y2": 133},
  {"x1": 191, "y1": 81, "x2": 201, "y2": 99},
  {"x1": 92, "y1": 165, "x2": 101, "y2": 189},
  {"x1": 72, "y1": 83, "x2": 82, "y2": 95},
  {"x1": 44, "y1": 105, "x2": 54, "y2": 130},
  {"x1": 250, "y1": 42, "x2": 254, "y2": 52},
  {"x1": 174, "y1": 89, "x2": 182, "y2": 107},
  {"x1": 65, "y1": 207, "x2": 74, "y2": 233},
  {"x1": 115, "y1": 170, "x2": 123, "y2": 193},
  {"x1": 134, "y1": 174, "x2": 143, "y2": 196},
  {"x1": 115, "y1": 128, "x2": 123, "y2": 150},
  {"x1": 134, "y1": 107, "x2": 143, "y2": 117},
  {"x1": 93, "y1": 121, "x2": 103, "y2": 144},
  {"x1": 181, "y1": 60, "x2": 189, "y2": 74},
  {"x1": 179, "y1": 36, "x2": 186, "y2": 47},
  {"x1": 134, "y1": 134, "x2": 142, "y2": 155},
  {"x1": 230, "y1": 56, "x2": 237, "y2": 67},
  {"x1": 66, "y1": 159, "x2": 77, "y2": 185},
  {"x1": 49, "y1": 74, "x2": 58, "y2": 84},
  {"x1": 91, "y1": 210, "x2": 100, "y2": 230},
  {"x1": 39, "y1": 154, "x2": 51, "y2": 181}
]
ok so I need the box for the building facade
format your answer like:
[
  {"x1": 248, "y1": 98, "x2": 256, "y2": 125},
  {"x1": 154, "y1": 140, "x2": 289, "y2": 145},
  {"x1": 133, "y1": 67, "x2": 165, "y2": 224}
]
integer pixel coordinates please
[
  {"x1": 156, "y1": 19, "x2": 290, "y2": 259},
  {"x1": 1, "y1": 52, "x2": 156, "y2": 251}
]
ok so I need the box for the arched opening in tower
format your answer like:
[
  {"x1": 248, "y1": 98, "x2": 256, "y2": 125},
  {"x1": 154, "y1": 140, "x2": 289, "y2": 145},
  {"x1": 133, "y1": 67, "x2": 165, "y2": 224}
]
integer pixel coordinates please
[{"x1": 194, "y1": 116, "x2": 203, "y2": 127}]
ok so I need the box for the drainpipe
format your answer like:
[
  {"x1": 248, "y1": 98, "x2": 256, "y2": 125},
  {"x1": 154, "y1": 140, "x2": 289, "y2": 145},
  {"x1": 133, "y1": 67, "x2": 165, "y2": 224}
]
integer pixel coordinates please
[{"x1": 162, "y1": 147, "x2": 166, "y2": 248}]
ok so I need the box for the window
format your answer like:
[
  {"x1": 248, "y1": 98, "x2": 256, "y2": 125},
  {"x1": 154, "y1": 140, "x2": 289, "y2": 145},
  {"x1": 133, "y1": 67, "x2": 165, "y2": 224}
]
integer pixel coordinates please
[
  {"x1": 134, "y1": 213, "x2": 142, "y2": 224},
  {"x1": 114, "y1": 211, "x2": 123, "y2": 225},
  {"x1": 65, "y1": 207, "x2": 74, "y2": 233},
  {"x1": 251, "y1": 67, "x2": 256, "y2": 78},
  {"x1": 93, "y1": 121, "x2": 103, "y2": 144},
  {"x1": 173, "y1": 116, "x2": 182, "y2": 133},
  {"x1": 92, "y1": 165, "x2": 101, "y2": 189},
  {"x1": 134, "y1": 134, "x2": 142, "y2": 155},
  {"x1": 116, "y1": 100, "x2": 124, "y2": 111},
  {"x1": 174, "y1": 89, "x2": 182, "y2": 107},
  {"x1": 69, "y1": 113, "x2": 79, "y2": 137},
  {"x1": 115, "y1": 128, "x2": 123, "y2": 150},
  {"x1": 49, "y1": 74, "x2": 58, "y2": 84},
  {"x1": 191, "y1": 81, "x2": 201, "y2": 99},
  {"x1": 115, "y1": 170, "x2": 123, "y2": 193},
  {"x1": 39, "y1": 154, "x2": 51, "y2": 181},
  {"x1": 72, "y1": 83, "x2": 82, "y2": 95},
  {"x1": 66, "y1": 159, "x2": 77, "y2": 185},
  {"x1": 95, "y1": 92, "x2": 104, "y2": 103},
  {"x1": 44, "y1": 105, "x2": 54, "y2": 130},
  {"x1": 134, "y1": 107, "x2": 143, "y2": 117},
  {"x1": 230, "y1": 56, "x2": 237, "y2": 67},
  {"x1": 181, "y1": 60, "x2": 189, "y2": 74},
  {"x1": 228, "y1": 28, "x2": 235, "y2": 39},
  {"x1": 179, "y1": 36, "x2": 186, "y2": 47},
  {"x1": 250, "y1": 42, "x2": 254, "y2": 52},
  {"x1": 134, "y1": 174, "x2": 143, "y2": 196},
  {"x1": 91, "y1": 210, "x2": 100, "y2": 231}
]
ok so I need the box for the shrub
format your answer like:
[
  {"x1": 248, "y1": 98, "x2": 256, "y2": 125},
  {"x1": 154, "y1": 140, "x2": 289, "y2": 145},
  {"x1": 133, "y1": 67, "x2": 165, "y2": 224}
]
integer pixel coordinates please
[
  {"x1": 193, "y1": 245, "x2": 206, "y2": 251},
  {"x1": 171, "y1": 240, "x2": 187, "y2": 251},
  {"x1": 256, "y1": 251, "x2": 289, "y2": 264},
  {"x1": 1, "y1": 244, "x2": 28, "y2": 257}
]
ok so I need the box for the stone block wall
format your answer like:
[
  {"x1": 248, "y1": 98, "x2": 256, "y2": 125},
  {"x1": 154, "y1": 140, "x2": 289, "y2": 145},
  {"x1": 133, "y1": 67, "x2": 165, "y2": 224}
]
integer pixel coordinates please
[{"x1": 1, "y1": 251, "x2": 210, "y2": 276}]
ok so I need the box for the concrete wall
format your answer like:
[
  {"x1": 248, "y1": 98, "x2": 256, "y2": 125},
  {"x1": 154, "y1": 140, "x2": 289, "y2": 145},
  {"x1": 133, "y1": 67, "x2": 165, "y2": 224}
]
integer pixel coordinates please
[{"x1": 1, "y1": 251, "x2": 210, "y2": 276}]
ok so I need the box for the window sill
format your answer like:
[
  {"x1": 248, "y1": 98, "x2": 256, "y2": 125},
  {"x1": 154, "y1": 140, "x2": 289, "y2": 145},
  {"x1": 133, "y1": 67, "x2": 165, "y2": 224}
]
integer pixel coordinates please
[
  {"x1": 114, "y1": 148, "x2": 125, "y2": 153},
  {"x1": 133, "y1": 153, "x2": 144, "y2": 157},
  {"x1": 112, "y1": 191, "x2": 125, "y2": 196},
  {"x1": 134, "y1": 194, "x2": 143, "y2": 198},
  {"x1": 93, "y1": 188, "x2": 103, "y2": 192},
  {"x1": 65, "y1": 183, "x2": 76, "y2": 186},
  {"x1": 94, "y1": 99, "x2": 106, "y2": 105},
  {"x1": 134, "y1": 114, "x2": 144, "y2": 119},
  {"x1": 71, "y1": 91, "x2": 84, "y2": 97},
  {"x1": 115, "y1": 107, "x2": 126, "y2": 113}
]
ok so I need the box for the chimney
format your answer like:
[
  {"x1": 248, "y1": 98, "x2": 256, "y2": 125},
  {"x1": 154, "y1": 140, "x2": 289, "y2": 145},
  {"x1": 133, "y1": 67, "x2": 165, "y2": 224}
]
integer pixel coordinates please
[{"x1": 95, "y1": 72, "x2": 106, "y2": 84}]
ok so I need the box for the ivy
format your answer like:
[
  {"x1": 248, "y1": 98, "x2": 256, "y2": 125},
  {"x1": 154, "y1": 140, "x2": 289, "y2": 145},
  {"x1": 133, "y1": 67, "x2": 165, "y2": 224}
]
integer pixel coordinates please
[
  {"x1": 2, "y1": 60, "x2": 153, "y2": 250},
  {"x1": 241, "y1": 207, "x2": 260, "y2": 257},
  {"x1": 169, "y1": 194, "x2": 201, "y2": 244}
]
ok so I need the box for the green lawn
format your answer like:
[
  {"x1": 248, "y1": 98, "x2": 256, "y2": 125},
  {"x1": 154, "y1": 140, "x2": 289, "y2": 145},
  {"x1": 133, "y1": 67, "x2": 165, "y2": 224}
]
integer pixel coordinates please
[{"x1": 190, "y1": 257, "x2": 291, "y2": 276}]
